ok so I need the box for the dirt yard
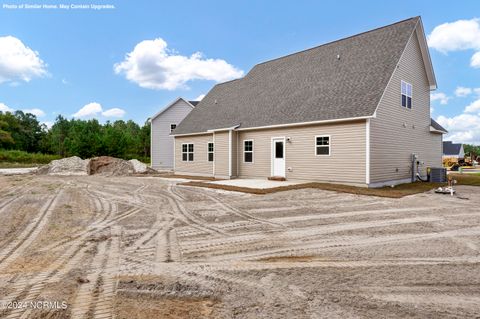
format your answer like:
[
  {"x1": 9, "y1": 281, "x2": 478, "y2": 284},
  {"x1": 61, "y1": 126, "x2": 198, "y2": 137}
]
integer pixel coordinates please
[{"x1": 0, "y1": 175, "x2": 479, "y2": 318}]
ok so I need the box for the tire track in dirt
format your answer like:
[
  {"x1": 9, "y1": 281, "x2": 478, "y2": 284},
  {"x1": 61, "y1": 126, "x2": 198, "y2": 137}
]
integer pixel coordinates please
[
  {"x1": 180, "y1": 216, "x2": 443, "y2": 261},
  {"x1": 0, "y1": 188, "x2": 64, "y2": 272},
  {"x1": 158, "y1": 189, "x2": 229, "y2": 236},
  {"x1": 178, "y1": 185, "x2": 285, "y2": 228},
  {"x1": 69, "y1": 240, "x2": 109, "y2": 319},
  {"x1": 218, "y1": 225, "x2": 480, "y2": 263},
  {"x1": 38, "y1": 205, "x2": 140, "y2": 254},
  {"x1": 0, "y1": 240, "x2": 90, "y2": 319}
]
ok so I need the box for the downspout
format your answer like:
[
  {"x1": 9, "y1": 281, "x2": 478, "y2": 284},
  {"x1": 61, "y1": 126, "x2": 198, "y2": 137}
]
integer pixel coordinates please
[
  {"x1": 366, "y1": 119, "x2": 370, "y2": 186},
  {"x1": 213, "y1": 132, "x2": 215, "y2": 177},
  {"x1": 228, "y1": 129, "x2": 232, "y2": 178}
]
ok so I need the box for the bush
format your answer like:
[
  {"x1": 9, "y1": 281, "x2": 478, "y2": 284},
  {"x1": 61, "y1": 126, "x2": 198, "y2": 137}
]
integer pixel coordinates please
[{"x1": 0, "y1": 149, "x2": 61, "y2": 164}]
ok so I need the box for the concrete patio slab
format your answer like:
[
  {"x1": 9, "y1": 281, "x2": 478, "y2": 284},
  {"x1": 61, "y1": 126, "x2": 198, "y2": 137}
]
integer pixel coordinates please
[{"x1": 207, "y1": 178, "x2": 304, "y2": 189}]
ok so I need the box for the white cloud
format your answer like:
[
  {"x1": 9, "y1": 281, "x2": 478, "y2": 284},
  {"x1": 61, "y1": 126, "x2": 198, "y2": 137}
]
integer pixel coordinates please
[
  {"x1": 73, "y1": 102, "x2": 126, "y2": 118},
  {"x1": 465, "y1": 99, "x2": 480, "y2": 113},
  {"x1": 428, "y1": 18, "x2": 480, "y2": 70},
  {"x1": 0, "y1": 102, "x2": 14, "y2": 113},
  {"x1": 471, "y1": 51, "x2": 480, "y2": 68},
  {"x1": 102, "y1": 108, "x2": 125, "y2": 117},
  {"x1": 437, "y1": 113, "x2": 480, "y2": 144},
  {"x1": 22, "y1": 108, "x2": 45, "y2": 117},
  {"x1": 430, "y1": 92, "x2": 449, "y2": 105},
  {"x1": 437, "y1": 97, "x2": 480, "y2": 144},
  {"x1": 195, "y1": 94, "x2": 206, "y2": 101},
  {"x1": 428, "y1": 18, "x2": 480, "y2": 52},
  {"x1": 430, "y1": 106, "x2": 435, "y2": 114},
  {"x1": 455, "y1": 86, "x2": 472, "y2": 97},
  {"x1": 73, "y1": 102, "x2": 103, "y2": 118},
  {"x1": 0, "y1": 36, "x2": 48, "y2": 84},
  {"x1": 114, "y1": 38, "x2": 244, "y2": 90},
  {"x1": 42, "y1": 121, "x2": 54, "y2": 129},
  {"x1": 0, "y1": 103, "x2": 45, "y2": 117}
]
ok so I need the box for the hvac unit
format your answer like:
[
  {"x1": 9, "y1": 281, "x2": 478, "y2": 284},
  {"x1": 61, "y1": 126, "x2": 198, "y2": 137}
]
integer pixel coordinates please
[{"x1": 429, "y1": 167, "x2": 447, "y2": 183}]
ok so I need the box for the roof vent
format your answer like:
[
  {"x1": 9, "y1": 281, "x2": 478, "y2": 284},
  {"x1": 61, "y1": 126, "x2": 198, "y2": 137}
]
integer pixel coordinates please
[{"x1": 336, "y1": 54, "x2": 340, "y2": 60}]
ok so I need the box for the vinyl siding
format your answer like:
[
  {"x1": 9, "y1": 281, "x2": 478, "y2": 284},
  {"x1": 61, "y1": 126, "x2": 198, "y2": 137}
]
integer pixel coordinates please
[
  {"x1": 237, "y1": 121, "x2": 366, "y2": 184},
  {"x1": 370, "y1": 30, "x2": 442, "y2": 183},
  {"x1": 151, "y1": 100, "x2": 193, "y2": 169},
  {"x1": 214, "y1": 131, "x2": 229, "y2": 177},
  {"x1": 174, "y1": 134, "x2": 213, "y2": 176}
]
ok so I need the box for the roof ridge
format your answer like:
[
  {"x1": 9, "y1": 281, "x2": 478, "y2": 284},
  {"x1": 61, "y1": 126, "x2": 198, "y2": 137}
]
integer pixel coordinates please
[{"x1": 252, "y1": 16, "x2": 420, "y2": 68}]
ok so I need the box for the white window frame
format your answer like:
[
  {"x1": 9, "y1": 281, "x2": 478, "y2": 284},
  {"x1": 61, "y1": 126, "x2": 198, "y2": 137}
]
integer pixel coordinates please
[
  {"x1": 207, "y1": 142, "x2": 214, "y2": 162},
  {"x1": 243, "y1": 139, "x2": 254, "y2": 163},
  {"x1": 170, "y1": 123, "x2": 177, "y2": 132},
  {"x1": 181, "y1": 143, "x2": 194, "y2": 162},
  {"x1": 315, "y1": 135, "x2": 331, "y2": 156},
  {"x1": 401, "y1": 80, "x2": 412, "y2": 110}
]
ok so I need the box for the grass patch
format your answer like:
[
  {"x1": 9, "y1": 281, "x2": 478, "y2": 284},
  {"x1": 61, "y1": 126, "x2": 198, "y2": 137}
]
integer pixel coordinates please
[
  {"x1": 451, "y1": 173, "x2": 480, "y2": 186},
  {"x1": 179, "y1": 181, "x2": 448, "y2": 198},
  {"x1": 0, "y1": 150, "x2": 60, "y2": 165},
  {"x1": 0, "y1": 162, "x2": 40, "y2": 168}
]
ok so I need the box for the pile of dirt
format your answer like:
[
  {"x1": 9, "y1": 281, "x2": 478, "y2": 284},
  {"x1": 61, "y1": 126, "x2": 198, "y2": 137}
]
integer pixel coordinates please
[
  {"x1": 129, "y1": 159, "x2": 148, "y2": 173},
  {"x1": 88, "y1": 156, "x2": 135, "y2": 176},
  {"x1": 37, "y1": 156, "x2": 153, "y2": 176},
  {"x1": 37, "y1": 156, "x2": 90, "y2": 176}
]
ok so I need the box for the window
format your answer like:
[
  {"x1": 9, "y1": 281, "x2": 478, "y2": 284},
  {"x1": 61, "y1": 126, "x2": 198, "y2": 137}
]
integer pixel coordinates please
[
  {"x1": 170, "y1": 124, "x2": 177, "y2": 132},
  {"x1": 244, "y1": 140, "x2": 253, "y2": 163},
  {"x1": 401, "y1": 81, "x2": 412, "y2": 109},
  {"x1": 275, "y1": 141, "x2": 283, "y2": 158},
  {"x1": 182, "y1": 143, "x2": 194, "y2": 161},
  {"x1": 315, "y1": 136, "x2": 330, "y2": 156},
  {"x1": 207, "y1": 142, "x2": 214, "y2": 162}
]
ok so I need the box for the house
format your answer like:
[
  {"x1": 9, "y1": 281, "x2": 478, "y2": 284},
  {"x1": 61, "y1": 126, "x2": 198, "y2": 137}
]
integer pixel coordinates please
[
  {"x1": 443, "y1": 141, "x2": 465, "y2": 160},
  {"x1": 172, "y1": 17, "x2": 448, "y2": 187},
  {"x1": 150, "y1": 98, "x2": 198, "y2": 170}
]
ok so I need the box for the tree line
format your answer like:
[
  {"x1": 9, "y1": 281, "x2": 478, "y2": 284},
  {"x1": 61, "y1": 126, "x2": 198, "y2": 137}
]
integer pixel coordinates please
[{"x1": 0, "y1": 111, "x2": 150, "y2": 161}]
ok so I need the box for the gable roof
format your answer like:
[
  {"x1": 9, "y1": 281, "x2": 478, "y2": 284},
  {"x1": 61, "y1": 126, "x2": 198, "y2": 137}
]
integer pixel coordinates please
[
  {"x1": 443, "y1": 141, "x2": 463, "y2": 156},
  {"x1": 174, "y1": 17, "x2": 436, "y2": 136},
  {"x1": 150, "y1": 97, "x2": 195, "y2": 121},
  {"x1": 430, "y1": 118, "x2": 448, "y2": 134},
  {"x1": 189, "y1": 101, "x2": 200, "y2": 106}
]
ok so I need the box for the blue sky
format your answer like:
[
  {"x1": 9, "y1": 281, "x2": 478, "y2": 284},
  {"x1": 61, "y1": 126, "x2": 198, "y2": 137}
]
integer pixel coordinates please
[{"x1": 1, "y1": 0, "x2": 479, "y2": 143}]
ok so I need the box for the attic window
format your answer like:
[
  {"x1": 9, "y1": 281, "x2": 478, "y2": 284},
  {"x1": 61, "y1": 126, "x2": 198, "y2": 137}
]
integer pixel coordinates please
[{"x1": 401, "y1": 81, "x2": 412, "y2": 109}]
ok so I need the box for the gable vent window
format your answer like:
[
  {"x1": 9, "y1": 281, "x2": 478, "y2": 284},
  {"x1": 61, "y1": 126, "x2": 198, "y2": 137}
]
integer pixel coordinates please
[
  {"x1": 207, "y1": 142, "x2": 214, "y2": 162},
  {"x1": 244, "y1": 140, "x2": 254, "y2": 163},
  {"x1": 182, "y1": 143, "x2": 194, "y2": 162},
  {"x1": 315, "y1": 136, "x2": 330, "y2": 156},
  {"x1": 170, "y1": 124, "x2": 177, "y2": 132},
  {"x1": 401, "y1": 81, "x2": 412, "y2": 109}
]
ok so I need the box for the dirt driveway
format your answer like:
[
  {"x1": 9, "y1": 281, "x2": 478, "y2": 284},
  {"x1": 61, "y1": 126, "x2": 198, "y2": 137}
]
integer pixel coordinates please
[{"x1": 0, "y1": 175, "x2": 479, "y2": 318}]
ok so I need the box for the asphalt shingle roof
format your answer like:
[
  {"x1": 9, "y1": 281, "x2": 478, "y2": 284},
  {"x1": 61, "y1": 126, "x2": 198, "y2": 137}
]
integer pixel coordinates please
[
  {"x1": 443, "y1": 141, "x2": 463, "y2": 156},
  {"x1": 174, "y1": 17, "x2": 420, "y2": 135},
  {"x1": 430, "y1": 118, "x2": 447, "y2": 133}
]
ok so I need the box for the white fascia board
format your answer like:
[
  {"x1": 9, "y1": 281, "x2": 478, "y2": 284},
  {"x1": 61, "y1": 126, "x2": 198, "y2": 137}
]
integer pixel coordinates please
[
  {"x1": 430, "y1": 126, "x2": 447, "y2": 134},
  {"x1": 207, "y1": 125, "x2": 240, "y2": 133}
]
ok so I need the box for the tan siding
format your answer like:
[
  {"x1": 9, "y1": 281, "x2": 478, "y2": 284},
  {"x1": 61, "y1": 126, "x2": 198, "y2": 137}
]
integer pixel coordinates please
[
  {"x1": 370, "y1": 30, "x2": 442, "y2": 183},
  {"x1": 214, "y1": 131, "x2": 229, "y2": 177},
  {"x1": 174, "y1": 134, "x2": 213, "y2": 175},
  {"x1": 238, "y1": 121, "x2": 366, "y2": 184}
]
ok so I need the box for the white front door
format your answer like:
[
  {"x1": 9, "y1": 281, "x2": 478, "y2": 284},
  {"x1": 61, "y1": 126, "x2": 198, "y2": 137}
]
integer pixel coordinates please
[{"x1": 272, "y1": 138, "x2": 285, "y2": 177}]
